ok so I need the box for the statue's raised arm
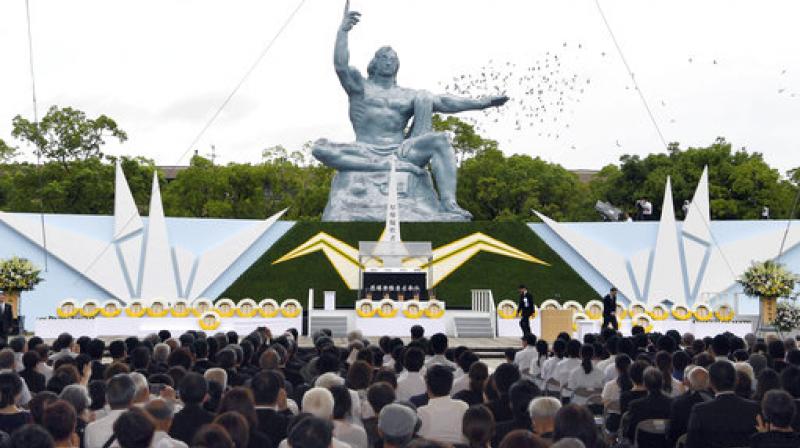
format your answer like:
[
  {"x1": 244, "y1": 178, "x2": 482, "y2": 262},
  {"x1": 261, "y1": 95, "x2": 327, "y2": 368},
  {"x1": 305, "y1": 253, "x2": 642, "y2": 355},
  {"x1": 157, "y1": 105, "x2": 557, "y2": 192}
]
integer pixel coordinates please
[{"x1": 334, "y1": 0, "x2": 364, "y2": 95}]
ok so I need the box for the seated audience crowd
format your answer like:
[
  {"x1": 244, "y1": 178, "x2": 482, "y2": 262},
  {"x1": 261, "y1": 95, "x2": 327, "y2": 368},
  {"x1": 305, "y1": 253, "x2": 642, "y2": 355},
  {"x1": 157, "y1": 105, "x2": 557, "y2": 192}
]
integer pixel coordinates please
[{"x1": 0, "y1": 324, "x2": 798, "y2": 448}]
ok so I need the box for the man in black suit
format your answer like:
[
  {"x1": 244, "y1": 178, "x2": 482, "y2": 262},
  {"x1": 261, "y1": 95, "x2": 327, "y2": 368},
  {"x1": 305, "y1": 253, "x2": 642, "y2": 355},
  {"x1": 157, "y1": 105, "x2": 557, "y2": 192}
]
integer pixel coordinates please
[
  {"x1": 0, "y1": 293, "x2": 14, "y2": 337},
  {"x1": 602, "y1": 287, "x2": 619, "y2": 330},
  {"x1": 169, "y1": 373, "x2": 215, "y2": 444},
  {"x1": 517, "y1": 285, "x2": 535, "y2": 336},
  {"x1": 252, "y1": 371, "x2": 292, "y2": 448},
  {"x1": 667, "y1": 366, "x2": 712, "y2": 446},
  {"x1": 624, "y1": 367, "x2": 673, "y2": 444},
  {"x1": 685, "y1": 360, "x2": 761, "y2": 448}
]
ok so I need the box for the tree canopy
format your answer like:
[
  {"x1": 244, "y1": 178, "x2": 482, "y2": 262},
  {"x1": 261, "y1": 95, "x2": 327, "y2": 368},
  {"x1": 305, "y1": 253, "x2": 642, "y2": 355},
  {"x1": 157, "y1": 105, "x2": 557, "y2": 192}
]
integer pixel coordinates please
[{"x1": 0, "y1": 107, "x2": 796, "y2": 222}]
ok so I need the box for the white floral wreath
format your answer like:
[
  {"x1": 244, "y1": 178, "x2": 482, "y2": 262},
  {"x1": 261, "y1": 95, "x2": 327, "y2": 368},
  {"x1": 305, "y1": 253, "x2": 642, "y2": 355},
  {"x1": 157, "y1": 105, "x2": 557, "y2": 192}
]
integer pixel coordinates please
[
  {"x1": 170, "y1": 299, "x2": 191, "y2": 318},
  {"x1": 356, "y1": 299, "x2": 376, "y2": 318},
  {"x1": 402, "y1": 301, "x2": 426, "y2": 319},
  {"x1": 585, "y1": 300, "x2": 604, "y2": 320},
  {"x1": 80, "y1": 300, "x2": 100, "y2": 317},
  {"x1": 648, "y1": 304, "x2": 669, "y2": 321},
  {"x1": 99, "y1": 300, "x2": 121, "y2": 318},
  {"x1": 215, "y1": 298, "x2": 236, "y2": 318},
  {"x1": 125, "y1": 300, "x2": 146, "y2": 318},
  {"x1": 715, "y1": 304, "x2": 735, "y2": 322},
  {"x1": 281, "y1": 299, "x2": 302, "y2": 318},
  {"x1": 146, "y1": 299, "x2": 170, "y2": 317},
  {"x1": 56, "y1": 299, "x2": 79, "y2": 318},
  {"x1": 198, "y1": 311, "x2": 222, "y2": 331},
  {"x1": 672, "y1": 305, "x2": 691, "y2": 320},
  {"x1": 192, "y1": 298, "x2": 213, "y2": 317},
  {"x1": 236, "y1": 298, "x2": 259, "y2": 318},
  {"x1": 631, "y1": 313, "x2": 654, "y2": 333},
  {"x1": 425, "y1": 300, "x2": 445, "y2": 319},
  {"x1": 540, "y1": 299, "x2": 562, "y2": 311},
  {"x1": 693, "y1": 303, "x2": 713, "y2": 322},
  {"x1": 562, "y1": 300, "x2": 584, "y2": 315},
  {"x1": 258, "y1": 299, "x2": 280, "y2": 318},
  {"x1": 497, "y1": 300, "x2": 518, "y2": 320}
]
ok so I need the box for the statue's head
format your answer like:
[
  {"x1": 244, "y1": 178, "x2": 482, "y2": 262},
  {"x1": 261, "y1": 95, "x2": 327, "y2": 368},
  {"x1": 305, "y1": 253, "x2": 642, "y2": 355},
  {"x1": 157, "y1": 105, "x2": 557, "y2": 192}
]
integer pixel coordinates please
[{"x1": 367, "y1": 46, "x2": 399, "y2": 81}]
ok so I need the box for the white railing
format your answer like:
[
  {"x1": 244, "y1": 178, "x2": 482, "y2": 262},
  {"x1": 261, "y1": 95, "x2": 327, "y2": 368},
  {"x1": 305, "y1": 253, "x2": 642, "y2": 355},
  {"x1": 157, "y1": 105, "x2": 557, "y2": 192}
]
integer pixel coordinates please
[
  {"x1": 471, "y1": 289, "x2": 497, "y2": 337},
  {"x1": 306, "y1": 288, "x2": 314, "y2": 336}
]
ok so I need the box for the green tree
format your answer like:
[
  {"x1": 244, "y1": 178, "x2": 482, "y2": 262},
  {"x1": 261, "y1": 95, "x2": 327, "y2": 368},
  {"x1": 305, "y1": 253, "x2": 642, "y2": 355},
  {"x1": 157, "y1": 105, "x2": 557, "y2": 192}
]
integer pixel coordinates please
[
  {"x1": 11, "y1": 106, "x2": 127, "y2": 165},
  {"x1": 0, "y1": 139, "x2": 17, "y2": 162},
  {"x1": 432, "y1": 114, "x2": 498, "y2": 163},
  {"x1": 589, "y1": 138, "x2": 799, "y2": 220}
]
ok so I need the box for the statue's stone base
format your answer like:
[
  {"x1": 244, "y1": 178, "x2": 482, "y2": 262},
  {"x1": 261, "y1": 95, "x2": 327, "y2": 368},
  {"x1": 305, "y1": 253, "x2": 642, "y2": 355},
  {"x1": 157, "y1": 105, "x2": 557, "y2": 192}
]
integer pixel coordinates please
[{"x1": 321, "y1": 170, "x2": 469, "y2": 222}]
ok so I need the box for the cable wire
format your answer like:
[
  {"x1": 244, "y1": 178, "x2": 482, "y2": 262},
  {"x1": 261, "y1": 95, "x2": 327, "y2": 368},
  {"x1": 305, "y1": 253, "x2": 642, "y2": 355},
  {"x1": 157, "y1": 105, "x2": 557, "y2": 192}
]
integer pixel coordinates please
[
  {"x1": 175, "y1": 0, "x2": 307, "y2": 165},
  {"x1": 594, "y1": 0, "x2": 669, "y2": 149},
  {"x1": 25, "y1": 0, "x2": 48, "y2": 272}
]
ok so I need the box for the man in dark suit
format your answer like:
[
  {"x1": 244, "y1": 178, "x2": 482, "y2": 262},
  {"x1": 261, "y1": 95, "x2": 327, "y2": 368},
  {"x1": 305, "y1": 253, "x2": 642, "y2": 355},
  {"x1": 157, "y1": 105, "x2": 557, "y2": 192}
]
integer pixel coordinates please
[
  {"x1": 517, "y1": 285, "x2": 535, "y2": 336},
  {"x1": 685, "y1": 361, "x2": 761, "y2": 448},
  {"x1": 667, "y1": 366, "x2": 712, "y2": 446},
  {"x1": 624, "y1": 367, "x2": 673, "y2": 444},
  {"x1": 169, "y1": 373, "x2": 215, "y2": 444},
  {"x1": 0, "y1": 293, "x2": 14, "y2": 337},
  {"x1": 252, "y1": 371, "x2": 292, "y2": 448},
  {"x1": 602, "y1": 287, "x2": 619, "y2": 330}
]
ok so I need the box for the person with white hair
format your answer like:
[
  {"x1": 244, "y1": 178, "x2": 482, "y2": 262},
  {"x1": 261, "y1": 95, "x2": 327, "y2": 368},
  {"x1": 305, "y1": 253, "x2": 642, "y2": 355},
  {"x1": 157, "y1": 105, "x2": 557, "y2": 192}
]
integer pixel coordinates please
[
  {"x1": 153, "y1": 343, "x2": 171, "y2": 366},
  {"x1": 204, "y1": 368, "x2": 228, "y2": 391},
  {"x1": 303, "y1": 387, "x2": 336, "y2": 419},
  {"x1": 529, "y1": 397, "x2": 561, "y2": 442},
  {"x1": 316, "y1": 372, "x2": 361, "y2": 422},
  {"x1": 668, "y1": 366, "x2": 711, "y2": 447},
  {"x1": 129, "y1": 372, "x2": 150, "y2": 405},
  {"x1": 59, "y1": 384, "x2": 93, "y2": 438}
]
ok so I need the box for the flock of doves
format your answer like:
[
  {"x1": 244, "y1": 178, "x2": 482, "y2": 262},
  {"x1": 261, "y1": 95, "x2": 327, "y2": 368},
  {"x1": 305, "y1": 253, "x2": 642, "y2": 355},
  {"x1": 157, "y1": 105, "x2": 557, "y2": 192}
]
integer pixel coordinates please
[{"x1": 437, "y1": 41, "x2": 796, "y2": 150}]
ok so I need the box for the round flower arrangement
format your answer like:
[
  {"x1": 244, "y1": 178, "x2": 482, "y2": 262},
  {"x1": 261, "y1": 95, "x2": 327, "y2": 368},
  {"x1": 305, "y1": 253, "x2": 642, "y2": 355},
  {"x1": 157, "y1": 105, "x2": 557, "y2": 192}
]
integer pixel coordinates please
[
  {"x1": 631, "y1": 313, "x2": 654, "y2": 333},
  {"x1": 562, "y1": 300, "x2": 584, "y2": 315},
  {"x1": 170, "y1": 300, "x2": 191, "y2": 318},
  {"x1": 146, "y1": 299, "x2": 169, "y2": 317},
  {"x1": 402, "y1": 301, "x2": 425, "y2": 319},
  {"x1": 215, "y1": 298, "x2": 236, "y2": 318},
  {"x1": 497, "y1": 300, "x2": 518, "y2": 320},
  {"x1": 199, "y1": 311, "x2": 222, "y2": 331},
  {"x1": 739, "y1": 260, "x2": 798, "y2": 299},
  {"x1": 258, "y1": 299, "x2": 280, "y2": 318},
  {"x1": 57, "y1": 299, "x2": 79, "y2": 318},
  {"x1": 692, "y1": 303, "x2": 713, "y2": 322},
  {"x1": 0, "y1": 256, "x2": 42, "y2": 292},
  {"x1": 672, "y1": 305, "x2": 691, "y2": 321},
  {"x1": 236, "y1": 298, "x2": 258, "y2": 318},
  {"x1": 377, "y1": 299, "x2": 399, "y2": 318},
  {"x1": 540, "y1": 299, "x2": 562, "y2": 311},
  {"x1": 125, "y1": 300, "x2": 146, "y2": 318},
  {"x1": 192, "y1": 298, "x2": 213, "y2": 317},
  {"x1": 99, "y1": 300, "x2": 121, "y2": 318},
  {"x1": 715, "y1": 304, "x2": 735, "y2": 322},
  {"x1": 572, "y1": 312, "x2": 589, "y2": 331},
  {"x1": 773, "y1": 302, "x2": 800, "y2": 333},
  {"x1": 648, "y1": 304, "x2": 669, "y2": 321},
  {"x1": 281, "y1": 299, "x2": 302, "y2": 318},
  {"x1": 615, "y1": 303, "x2": 628, "y2": 320},
  {"x1": 356, "y1": 299, "x2": 376, "y2": 318},
  {"x1": 425, "y1": 300, "x2": 445, "y2": 319},
  {"x1": 585, "y1": 300, "x2": 604, "y2": 320}
]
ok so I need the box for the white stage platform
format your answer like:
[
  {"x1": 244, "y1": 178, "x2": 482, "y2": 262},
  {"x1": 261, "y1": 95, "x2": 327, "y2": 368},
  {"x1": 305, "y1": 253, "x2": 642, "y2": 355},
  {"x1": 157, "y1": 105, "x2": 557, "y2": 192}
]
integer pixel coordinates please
[
  {"x1": 33, "y1": 316, "x2": 303, "y2": 339},
  {"x1": 33, "y1": 312, "x2": 753, "y2": 339}
]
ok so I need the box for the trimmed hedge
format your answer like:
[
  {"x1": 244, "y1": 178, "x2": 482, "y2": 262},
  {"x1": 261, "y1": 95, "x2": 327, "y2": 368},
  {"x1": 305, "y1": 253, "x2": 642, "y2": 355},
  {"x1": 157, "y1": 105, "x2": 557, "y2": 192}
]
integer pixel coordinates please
[{"x1": 220, "y1": 221, "x2": 599, "y2": 307}]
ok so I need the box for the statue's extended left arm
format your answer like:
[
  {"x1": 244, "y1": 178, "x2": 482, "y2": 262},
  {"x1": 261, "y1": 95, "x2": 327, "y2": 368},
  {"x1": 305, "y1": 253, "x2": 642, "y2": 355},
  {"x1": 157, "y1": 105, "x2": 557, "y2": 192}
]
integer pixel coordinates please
[{"x1": 433, "y1": 94, "x2": 509, "y2": 114}]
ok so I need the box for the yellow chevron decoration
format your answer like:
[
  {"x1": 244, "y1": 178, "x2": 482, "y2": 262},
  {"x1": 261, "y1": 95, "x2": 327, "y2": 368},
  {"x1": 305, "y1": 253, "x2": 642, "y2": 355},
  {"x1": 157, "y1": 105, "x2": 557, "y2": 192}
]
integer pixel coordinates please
[{"x1": 272, "y1": 231, "x2": 549, "y2": 289}]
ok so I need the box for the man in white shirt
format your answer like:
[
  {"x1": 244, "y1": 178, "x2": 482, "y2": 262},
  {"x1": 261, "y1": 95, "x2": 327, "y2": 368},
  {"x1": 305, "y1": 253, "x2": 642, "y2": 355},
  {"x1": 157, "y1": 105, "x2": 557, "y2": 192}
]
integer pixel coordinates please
[
  {"x1": 0, "y1": 349, "x2": 31, "y2": 405},
  {"x1": 145, "y1": 399, "x2": 188, "y2": 448},
  {"x1": 552, "y1": 340, "x2": 582, "y2": 387},
  {"x1": 451, "y1": 351, "x2": 479, "y2": 396},
  {"x1": 84, "y1": 374, "x2": 136, "y2": 448},
  {"x1": 378, "y1": 404, "x2": 417, "y2": 448},
  {"x1": 514, "y1": 334, "x2": 538, "y2": 375},
  {"x1": 396, "y1": 347, "x2": 426, "y2": 401},
  {"x1": 424, "y1": 333, "x2": 457, "y2": 371},
  {"x1": 417, "y1": 365, "x2": 468, "y2": 445}
]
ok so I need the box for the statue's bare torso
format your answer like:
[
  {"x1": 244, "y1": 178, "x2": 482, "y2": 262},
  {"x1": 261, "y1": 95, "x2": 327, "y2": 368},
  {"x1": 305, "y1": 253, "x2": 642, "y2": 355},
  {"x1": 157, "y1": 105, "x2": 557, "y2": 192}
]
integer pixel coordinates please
[{"x1": 350, "y1": 83, "x2": 416, "y2": 146}]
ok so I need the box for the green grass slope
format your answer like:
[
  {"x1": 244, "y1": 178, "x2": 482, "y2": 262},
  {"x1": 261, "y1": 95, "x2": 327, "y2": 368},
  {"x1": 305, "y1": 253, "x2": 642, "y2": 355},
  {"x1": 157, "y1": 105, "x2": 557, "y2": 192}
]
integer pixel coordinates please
[{"x1": 220, "y1": 221, "x2": 599, "y2": 308}]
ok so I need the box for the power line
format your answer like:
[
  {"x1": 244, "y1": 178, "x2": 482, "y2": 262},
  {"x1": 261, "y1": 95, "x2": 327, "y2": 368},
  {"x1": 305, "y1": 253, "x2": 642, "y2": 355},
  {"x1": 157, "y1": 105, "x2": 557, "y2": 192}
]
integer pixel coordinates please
[
  {"x1": 175, "y1": 0, "x2": 307, "y2": 165},
  {"x1": 594, "y1": 0, "x2": 669, "y2": 149},
  {"x1": 25, "y1": 0, "x2": 48, "y2": 272}
]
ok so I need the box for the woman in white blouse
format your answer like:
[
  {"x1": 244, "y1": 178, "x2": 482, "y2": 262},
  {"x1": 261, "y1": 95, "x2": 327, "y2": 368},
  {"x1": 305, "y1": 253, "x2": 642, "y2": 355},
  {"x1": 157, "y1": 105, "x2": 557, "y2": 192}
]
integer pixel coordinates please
[
  {"x1": 529, "y1": 340, "x2": 549, "y2": 379},
  {"x1": 567, "y1": 344, "x2": 605, "y2": 404},
  {"x1": 541, "y1": 339, "x2": 566, "y2": 382},
  {"x1": 552, "y1": 340, "x2": 582, "y2": 387},
  {"x1": 601, "y1": 354, "x2": 633, "y2": 405}
]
